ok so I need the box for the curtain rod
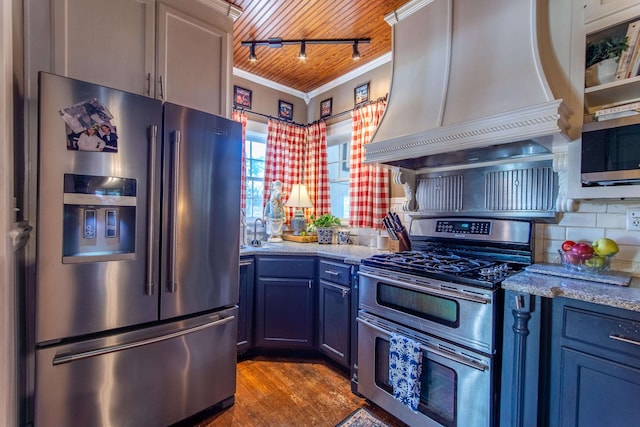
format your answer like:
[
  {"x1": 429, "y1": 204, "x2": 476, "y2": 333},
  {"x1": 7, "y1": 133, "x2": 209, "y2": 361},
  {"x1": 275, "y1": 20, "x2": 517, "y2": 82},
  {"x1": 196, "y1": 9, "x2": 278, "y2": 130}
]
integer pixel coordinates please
[
  {"x1": 233, "y1": 94, "x2": 387, "y2": 128},
  {"x1": 307, "y1": 95, "x2": 387, "y2": 125},
  {"x1": 232, "y1": 108, "x2": 307, "y2": 127}
]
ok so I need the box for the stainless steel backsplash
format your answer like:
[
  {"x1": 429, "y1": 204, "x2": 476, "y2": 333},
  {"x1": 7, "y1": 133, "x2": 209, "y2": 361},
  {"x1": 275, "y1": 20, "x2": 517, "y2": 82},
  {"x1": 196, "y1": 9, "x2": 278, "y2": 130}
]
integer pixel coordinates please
[{"x1": 415, "y1": 158, "x2": 558, "y2": 220}]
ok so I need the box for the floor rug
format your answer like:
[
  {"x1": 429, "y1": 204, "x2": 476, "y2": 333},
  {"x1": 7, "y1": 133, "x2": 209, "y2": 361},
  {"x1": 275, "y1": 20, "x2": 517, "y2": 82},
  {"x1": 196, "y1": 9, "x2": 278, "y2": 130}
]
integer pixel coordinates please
[{"x1": 336, "y1": 408, "x2": 391, "y2": 427}]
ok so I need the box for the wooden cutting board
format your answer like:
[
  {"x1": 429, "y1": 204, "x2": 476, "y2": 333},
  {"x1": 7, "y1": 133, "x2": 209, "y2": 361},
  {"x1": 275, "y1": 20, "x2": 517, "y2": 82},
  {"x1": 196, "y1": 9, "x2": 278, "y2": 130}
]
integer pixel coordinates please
[{"x1": 281, "y1": 234, "x2": 318, "y2": 243}]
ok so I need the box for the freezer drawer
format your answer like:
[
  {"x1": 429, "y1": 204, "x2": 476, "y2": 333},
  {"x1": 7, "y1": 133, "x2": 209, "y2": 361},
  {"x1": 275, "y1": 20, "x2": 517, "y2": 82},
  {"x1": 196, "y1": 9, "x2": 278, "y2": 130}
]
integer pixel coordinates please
[{"x1": 34, "y1": 308, "x2": 237, "y2": 427}]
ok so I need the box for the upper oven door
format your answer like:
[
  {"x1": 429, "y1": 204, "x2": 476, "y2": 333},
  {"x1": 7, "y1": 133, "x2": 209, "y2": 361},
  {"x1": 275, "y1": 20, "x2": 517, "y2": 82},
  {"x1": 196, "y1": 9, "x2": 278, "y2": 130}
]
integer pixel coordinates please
[{"x1": 358, "y1": 267, "x2": 497, "y2": 354}]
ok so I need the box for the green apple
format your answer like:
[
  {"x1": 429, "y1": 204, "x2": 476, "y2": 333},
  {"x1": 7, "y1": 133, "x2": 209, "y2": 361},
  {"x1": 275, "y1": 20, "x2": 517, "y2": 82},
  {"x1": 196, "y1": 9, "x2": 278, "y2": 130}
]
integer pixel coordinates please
[
  {"x1": 591, "y1": 238, "x2": 619, "y2": 256},
  {"x1": 585, "y1": 255, "x2": 607, "y2": 269}
]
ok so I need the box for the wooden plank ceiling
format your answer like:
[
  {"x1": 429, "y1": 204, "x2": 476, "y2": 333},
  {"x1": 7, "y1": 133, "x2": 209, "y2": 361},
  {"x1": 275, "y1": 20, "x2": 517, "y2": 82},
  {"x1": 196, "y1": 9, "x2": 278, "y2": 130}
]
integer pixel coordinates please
[{"x1": 231, "y1": 0, "x2": 409, "y2": 93}]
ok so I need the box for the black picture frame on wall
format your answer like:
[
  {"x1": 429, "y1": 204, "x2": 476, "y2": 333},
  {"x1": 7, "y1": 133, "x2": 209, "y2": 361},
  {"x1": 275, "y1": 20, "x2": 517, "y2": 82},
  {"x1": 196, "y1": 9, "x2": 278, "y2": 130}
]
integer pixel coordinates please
[
  {"x1": 279, "y1": 100, "x2": 294, "y2": 121},
  {"x1": 354, "y1": 82, "x2": 370, "y2": 107},
  {"x1": 320, "y1": 98, "x2": 332, "y2": 118},
  {"x1": 233, "y1": 85, "x2": 252, "y2": 109}
]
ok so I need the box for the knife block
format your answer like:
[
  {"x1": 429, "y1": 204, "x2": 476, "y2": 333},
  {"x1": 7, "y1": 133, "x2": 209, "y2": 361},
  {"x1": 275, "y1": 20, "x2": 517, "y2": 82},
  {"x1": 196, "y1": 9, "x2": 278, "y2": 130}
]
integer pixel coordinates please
[{"x1": 387, "y1": 238, "x2": 410, "y2": 252}]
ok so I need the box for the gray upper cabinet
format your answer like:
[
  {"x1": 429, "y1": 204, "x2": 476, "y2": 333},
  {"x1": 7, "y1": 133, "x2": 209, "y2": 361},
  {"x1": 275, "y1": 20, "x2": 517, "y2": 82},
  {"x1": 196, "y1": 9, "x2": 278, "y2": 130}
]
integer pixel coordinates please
[
  {"x1": 49, "y1": 0, "x2": 236, "y2": 116},
  {"x1": 156, "y1": 3, "x2": 229, "y2": 115},
  {"x1": 52, "y1": 0, "x2": 156, "y2": 96}
]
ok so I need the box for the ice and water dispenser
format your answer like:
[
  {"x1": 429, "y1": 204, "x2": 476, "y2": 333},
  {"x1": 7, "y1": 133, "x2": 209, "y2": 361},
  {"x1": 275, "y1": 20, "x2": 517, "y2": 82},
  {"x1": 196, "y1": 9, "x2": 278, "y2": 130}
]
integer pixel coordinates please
[{"x1": 62, "y1": 174, "x2": 137, "y2": 262}]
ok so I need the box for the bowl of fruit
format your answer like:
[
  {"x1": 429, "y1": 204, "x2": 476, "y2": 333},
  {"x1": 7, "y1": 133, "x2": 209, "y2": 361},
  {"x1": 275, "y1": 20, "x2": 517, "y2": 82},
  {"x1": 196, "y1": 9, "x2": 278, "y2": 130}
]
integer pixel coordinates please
[{"x1": 558, "y1": 238, "x2": 619, "y2": 273}]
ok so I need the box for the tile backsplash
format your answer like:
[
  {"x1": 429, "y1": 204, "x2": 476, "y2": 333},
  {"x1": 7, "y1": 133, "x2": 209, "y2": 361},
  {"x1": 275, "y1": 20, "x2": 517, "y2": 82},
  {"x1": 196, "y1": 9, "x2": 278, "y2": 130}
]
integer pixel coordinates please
[
  {"x1": 537, "y1": 200, "x2": 640, "y2": 277},
  {"x1": 389, "y1": 197, "x2": 640, "y2": 277}
]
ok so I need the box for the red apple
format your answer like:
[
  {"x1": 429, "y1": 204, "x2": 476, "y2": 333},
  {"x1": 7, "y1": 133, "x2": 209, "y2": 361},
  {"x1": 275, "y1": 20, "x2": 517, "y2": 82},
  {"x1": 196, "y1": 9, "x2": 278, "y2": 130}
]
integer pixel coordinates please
[
  {"x1": 570, "y1": 242, "x2": 594, "y2": 261},
  {"x1": 561, "y1": 240, "x2": 576, "y2": 252},
  {"x1": 563, "y1": 251, "x2": 580, "y2": 265}
]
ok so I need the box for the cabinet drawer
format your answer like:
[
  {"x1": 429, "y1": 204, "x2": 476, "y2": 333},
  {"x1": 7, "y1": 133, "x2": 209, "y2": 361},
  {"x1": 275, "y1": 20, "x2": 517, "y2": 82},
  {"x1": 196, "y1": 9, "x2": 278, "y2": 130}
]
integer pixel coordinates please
[
  {"x1": 256, "y1": 256, "x2": 315, "y2": 278},
  {"x1": 318, "y1": 259, "x2": 351, "y2": 286},
  {"x1": 562, "y1": 304, "x2": 640, "y2": 358}
]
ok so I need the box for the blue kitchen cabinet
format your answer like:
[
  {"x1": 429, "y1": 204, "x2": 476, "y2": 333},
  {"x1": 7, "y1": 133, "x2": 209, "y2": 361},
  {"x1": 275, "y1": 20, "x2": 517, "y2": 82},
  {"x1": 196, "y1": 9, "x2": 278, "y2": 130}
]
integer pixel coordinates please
[
  {"x1": 237, "y1": 257, "x2": 254, "y2": 354},
  {"x1": 255, "y1": 256, "x2": 316, "y2": 349},
  {"x1": 548, "y1": 297, "x2": 640, "y2": 427},
  {"x1": 317, "y1": 258, "x2": 353, "y2": 368}
]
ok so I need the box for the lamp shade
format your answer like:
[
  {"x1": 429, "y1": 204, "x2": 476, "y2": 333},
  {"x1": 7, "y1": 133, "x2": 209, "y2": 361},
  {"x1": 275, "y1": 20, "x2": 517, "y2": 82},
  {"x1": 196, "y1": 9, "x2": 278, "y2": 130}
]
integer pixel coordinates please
[
  {"x1": 285, "y1": 184, "x2": 313, "y2": 235},
  {"x1": 285, "y1": 184, "x2": 313, "y2": 208}
]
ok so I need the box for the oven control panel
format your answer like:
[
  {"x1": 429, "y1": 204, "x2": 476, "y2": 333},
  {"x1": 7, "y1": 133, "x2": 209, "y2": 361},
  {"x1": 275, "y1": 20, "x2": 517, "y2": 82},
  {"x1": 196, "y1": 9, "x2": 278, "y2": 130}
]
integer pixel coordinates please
[{"x1": 435, "y1": 220, "x2": 491, "y2": 235}]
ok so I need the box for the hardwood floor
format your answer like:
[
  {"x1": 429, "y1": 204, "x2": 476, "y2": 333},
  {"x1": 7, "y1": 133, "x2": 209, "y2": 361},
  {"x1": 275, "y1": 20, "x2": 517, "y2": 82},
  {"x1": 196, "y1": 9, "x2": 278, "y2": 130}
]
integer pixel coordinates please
[{"x1": 188, "y1": 354, "x2": 407, "y2": 427}]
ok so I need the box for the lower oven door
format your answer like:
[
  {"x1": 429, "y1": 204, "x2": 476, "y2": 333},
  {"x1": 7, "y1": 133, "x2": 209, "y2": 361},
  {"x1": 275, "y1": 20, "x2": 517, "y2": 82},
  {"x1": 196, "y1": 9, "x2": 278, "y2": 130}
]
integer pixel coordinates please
[
  {"x1": 357, "y1": 312, "x2": 494, "y2": 427},
  {"x1": 359, "y1": 267, "x2": 497, "y2": 354}
]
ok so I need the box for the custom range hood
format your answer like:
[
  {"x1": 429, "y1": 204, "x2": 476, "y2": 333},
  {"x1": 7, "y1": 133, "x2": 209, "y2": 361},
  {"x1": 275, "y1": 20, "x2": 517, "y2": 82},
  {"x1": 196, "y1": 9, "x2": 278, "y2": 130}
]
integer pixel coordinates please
[{"x1": 366, "y1": 0, "x2": 581, "y2": 169}]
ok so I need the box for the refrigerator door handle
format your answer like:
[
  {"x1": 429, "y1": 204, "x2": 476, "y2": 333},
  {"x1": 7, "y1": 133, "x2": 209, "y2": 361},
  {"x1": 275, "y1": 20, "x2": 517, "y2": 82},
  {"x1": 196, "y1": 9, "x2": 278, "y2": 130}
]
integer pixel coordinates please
[
  {"x1": 169, "y1": 130, "x2": 181, "y2": 293},
  {"x1": 146, "y1": 125, "x2": 158, "y2": 296},
  {"x1": 52, "y1": 314, "x2": 235, "y2": 366}
]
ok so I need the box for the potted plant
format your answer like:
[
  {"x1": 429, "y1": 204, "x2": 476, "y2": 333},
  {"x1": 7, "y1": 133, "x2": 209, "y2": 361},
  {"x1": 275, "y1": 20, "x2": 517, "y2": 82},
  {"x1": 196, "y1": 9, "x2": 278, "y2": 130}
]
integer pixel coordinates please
[
  {"x1": 310, "y1": 214, "x2": 341, "y2": 244},
  {"x1": 585, "y1": 35, "x2": 629, "y2": 87}
]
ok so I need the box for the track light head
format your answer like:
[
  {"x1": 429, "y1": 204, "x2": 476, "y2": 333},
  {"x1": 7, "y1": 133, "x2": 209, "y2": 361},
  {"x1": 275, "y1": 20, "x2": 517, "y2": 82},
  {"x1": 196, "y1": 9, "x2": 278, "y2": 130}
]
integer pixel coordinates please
[
  {"x1": 298, "y1": 41, "x2": 307, "y2": 60},
  {"x1": 249, "y1": 43, "x2": 257, "y2": 62},
  {"x1": 352, "y1": 41, "x2": 360, "y2": 60}
]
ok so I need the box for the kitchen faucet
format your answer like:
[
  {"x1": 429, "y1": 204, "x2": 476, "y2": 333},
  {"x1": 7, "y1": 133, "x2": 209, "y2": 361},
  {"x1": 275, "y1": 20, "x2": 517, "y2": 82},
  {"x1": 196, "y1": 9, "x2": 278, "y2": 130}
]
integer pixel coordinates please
[
  {"x1": 240, "y1": 208, "x2": 247, "y2": 247},
  {"x1": 251, "y1": 218, "x2": 264, "y2": 247}
]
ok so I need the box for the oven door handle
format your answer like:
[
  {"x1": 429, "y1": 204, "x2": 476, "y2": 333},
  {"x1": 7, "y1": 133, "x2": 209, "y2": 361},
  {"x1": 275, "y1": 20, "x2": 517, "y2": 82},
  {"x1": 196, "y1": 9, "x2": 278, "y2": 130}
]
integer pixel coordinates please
[
  {"x1": 358, "y1": 271, "x2": 491, "y2": 304},
  {"x1": 357, "y1": 316, "x2": 488, "y2": 372}
]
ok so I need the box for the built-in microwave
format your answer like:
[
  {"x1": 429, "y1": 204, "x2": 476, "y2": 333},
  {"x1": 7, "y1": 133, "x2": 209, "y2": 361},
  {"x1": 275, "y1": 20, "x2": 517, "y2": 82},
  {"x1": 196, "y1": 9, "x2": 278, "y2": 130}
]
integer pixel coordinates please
[{"x1": 581, "y1": 114, "x2": 640, "y2": 186}]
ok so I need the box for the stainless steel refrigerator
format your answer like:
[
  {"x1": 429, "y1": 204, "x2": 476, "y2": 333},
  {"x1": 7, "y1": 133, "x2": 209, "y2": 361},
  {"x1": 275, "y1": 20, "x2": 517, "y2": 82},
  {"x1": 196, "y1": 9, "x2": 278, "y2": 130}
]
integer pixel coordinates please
[{"x1": 34, "y1": 72, "x2": 241, "y2": 427}]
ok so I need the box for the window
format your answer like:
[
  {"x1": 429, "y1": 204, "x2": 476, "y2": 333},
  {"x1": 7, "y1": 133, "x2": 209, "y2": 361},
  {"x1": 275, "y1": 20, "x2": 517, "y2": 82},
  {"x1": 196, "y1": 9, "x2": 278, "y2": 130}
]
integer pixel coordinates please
[
  {"x1": 245, "y1": 131, "x2": 266, "y2": 218},
  {"x1": 327, "y1": 140, "x2": 350, "y2": 219}
]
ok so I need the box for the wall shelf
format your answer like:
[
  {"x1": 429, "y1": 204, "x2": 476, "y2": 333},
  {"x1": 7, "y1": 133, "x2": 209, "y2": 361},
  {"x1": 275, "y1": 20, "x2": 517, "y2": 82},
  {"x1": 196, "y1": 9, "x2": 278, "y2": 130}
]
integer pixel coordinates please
[{"x1": 585, "y1": 75, "x2": 640, "y2": 112}]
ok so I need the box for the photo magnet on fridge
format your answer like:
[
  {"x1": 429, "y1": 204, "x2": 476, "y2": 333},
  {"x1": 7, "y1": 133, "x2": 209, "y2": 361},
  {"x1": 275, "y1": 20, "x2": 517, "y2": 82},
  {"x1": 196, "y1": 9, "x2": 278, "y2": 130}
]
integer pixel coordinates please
[{"x1": 60, "y1": 98, "x2": 118, "y2": 152}]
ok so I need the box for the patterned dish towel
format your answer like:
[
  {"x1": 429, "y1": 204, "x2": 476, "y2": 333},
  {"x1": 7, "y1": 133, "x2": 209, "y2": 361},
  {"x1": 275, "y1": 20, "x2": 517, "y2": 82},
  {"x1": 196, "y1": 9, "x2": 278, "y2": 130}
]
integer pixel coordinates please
[{"x1": 389, "y1": 333, "x2": 423, "y2": 412}]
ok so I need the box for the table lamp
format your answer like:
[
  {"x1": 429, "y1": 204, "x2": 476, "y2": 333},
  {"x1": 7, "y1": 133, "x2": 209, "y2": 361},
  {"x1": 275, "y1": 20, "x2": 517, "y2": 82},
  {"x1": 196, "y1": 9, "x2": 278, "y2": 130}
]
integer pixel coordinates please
[{"x1": 285, "y1": 184, "x2": 314, "y2": 235}]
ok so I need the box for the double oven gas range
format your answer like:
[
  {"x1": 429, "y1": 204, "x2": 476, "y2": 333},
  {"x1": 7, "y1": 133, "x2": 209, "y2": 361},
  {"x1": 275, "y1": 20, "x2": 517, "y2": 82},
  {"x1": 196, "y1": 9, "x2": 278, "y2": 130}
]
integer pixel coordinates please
[{"x1": 356, "y1": 217, "x2": 534, "y2": 427}]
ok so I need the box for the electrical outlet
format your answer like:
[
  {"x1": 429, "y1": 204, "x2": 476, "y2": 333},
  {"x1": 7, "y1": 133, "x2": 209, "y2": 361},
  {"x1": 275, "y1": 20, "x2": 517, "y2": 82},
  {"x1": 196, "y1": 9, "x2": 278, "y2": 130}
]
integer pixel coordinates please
[{"x1": 627, "y1": 210, "x2": 640, "y2": 230}]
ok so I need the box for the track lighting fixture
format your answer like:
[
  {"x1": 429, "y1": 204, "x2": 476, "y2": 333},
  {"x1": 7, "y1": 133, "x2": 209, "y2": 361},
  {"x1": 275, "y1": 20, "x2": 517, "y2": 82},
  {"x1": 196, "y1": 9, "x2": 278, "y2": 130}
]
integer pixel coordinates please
[{"x1": 241, "y1": 38, "x2": 370, "y2": 62}]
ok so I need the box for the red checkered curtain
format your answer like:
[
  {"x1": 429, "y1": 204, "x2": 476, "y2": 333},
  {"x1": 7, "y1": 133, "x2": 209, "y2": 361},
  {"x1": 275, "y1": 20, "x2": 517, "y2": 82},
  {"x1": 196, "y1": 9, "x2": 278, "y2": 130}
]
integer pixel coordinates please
[
  {"x1": 231, "y1": 111, "x2": 247, "y2": 210},
  {"x1": 349, "y1": 100, "x2": 388, "y2": 229},
  {"x1": 264, "y1": 119, "x2": 306, "y2": 220},
  {"x1": 304, "y1": 121, "x2": 330, "y2": 217}
]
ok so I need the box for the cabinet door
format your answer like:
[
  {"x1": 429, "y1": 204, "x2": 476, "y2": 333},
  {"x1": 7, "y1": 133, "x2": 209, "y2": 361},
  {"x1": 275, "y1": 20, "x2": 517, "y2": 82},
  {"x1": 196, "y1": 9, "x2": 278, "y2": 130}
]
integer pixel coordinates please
[
  {"x1": 156, "y1": 3, "x2": 229, "y2": 115},
  {"x1": 52, "y1": 0, "x2": 155, "y2": 95},
  {"x1": 237, "y1": 258, "x2": 254, "y2": 354},
  {"x1": 557, "y1": 347, "x2": 640, "y2": 426},
  {"x1": 318, "y1": 280, "x2": 350, "y2": 368},
  {"x1": 255, "y1": 278, "x2": 314, "y2": 349}
]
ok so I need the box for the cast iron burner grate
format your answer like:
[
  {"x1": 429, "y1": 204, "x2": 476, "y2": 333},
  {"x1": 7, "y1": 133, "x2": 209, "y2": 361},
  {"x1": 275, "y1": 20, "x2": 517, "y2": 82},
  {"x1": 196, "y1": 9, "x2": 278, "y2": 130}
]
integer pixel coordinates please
[
  {"x1": 361, "y1": 250, "x2": 521, "y2": 288},
  {"x1": 367, "y1": 250, "x2": 494, "y2": 274}
]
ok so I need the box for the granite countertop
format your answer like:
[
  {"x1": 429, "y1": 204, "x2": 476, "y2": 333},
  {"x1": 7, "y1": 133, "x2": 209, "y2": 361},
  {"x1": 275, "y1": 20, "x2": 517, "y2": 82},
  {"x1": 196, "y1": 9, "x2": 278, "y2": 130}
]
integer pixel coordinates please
[
  {"x1": 240, "y1": 241, "x2": 388, "y2": 264},
  {"x1": 503, "y1": 263, "x2": 640, "y2": 312}
]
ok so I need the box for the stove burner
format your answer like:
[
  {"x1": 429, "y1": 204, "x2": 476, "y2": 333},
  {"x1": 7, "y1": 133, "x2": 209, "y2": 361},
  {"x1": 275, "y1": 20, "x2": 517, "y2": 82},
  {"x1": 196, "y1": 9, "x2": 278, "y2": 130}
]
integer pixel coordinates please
[
  {"x1": 363, "y1": 249, "x2": 520, "y2": 288},
  {"x1": 369, "y1": 250, "x2": 494, "y2": 275}
]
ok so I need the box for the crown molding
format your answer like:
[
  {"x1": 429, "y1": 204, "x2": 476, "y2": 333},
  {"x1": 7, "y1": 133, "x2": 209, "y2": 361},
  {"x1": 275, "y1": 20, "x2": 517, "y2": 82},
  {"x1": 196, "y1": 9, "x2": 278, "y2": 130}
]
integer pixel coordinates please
[
  {"x1": 384, "y1": 0, "x2": 434, "y2": 25},
  {"x1": 233, "y1": 68, "x2": 309, "y2": 102},
  {"x1": 196, "y1": 0, "x2": 243, "y2": 20},
  {"x1": 232, "y1": 52, "x2": 392, "y2": 103},
  {"x1": 306, "y1": 52, "x2": 391, "y2": 100}
]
